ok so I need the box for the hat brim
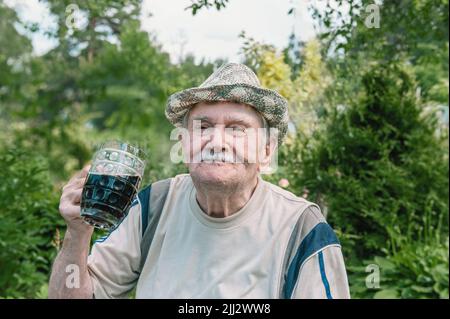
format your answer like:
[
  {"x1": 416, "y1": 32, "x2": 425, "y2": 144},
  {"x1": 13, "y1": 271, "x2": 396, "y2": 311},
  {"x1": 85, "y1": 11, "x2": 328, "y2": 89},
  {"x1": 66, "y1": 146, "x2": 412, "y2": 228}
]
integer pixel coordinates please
[{"x1": 165, "y1": 83, "x2": 288, "y2": 144}]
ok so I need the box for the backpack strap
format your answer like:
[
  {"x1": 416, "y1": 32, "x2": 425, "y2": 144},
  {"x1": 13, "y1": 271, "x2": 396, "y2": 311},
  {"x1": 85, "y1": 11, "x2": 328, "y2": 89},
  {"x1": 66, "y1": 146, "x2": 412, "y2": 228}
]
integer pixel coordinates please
[{"x1": 137, "y1": 178, "x2": 171, "y2": 272}]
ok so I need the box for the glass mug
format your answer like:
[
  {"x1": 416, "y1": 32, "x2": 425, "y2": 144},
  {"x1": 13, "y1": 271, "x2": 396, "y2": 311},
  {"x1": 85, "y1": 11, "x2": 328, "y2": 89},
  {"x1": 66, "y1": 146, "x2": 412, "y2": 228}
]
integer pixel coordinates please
[{"x1": 80, "y1": 140, "x2": 146, "y2": 231}]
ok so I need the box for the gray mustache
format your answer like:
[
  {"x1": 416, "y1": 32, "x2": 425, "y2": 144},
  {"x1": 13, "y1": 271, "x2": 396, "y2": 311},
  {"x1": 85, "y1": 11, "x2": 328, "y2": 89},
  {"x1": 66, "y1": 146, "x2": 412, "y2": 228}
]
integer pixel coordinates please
[{"x1": 201, "y1": 152, "x2": 236, "y2": 163}]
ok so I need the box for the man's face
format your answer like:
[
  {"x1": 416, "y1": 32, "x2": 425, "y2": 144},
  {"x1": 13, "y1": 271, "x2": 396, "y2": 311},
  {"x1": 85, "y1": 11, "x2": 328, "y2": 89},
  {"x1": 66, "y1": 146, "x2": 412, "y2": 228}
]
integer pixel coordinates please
[{"x1": 182, "y1": 101, "x2": 272, "y2": 188}]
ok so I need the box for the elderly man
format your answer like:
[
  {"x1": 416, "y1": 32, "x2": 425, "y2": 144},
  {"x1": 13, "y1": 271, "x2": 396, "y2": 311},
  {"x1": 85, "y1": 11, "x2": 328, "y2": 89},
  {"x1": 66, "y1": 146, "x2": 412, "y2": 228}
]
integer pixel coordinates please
[{"x1": 49, "y1": 63, "x2": 350, "y2": 299}]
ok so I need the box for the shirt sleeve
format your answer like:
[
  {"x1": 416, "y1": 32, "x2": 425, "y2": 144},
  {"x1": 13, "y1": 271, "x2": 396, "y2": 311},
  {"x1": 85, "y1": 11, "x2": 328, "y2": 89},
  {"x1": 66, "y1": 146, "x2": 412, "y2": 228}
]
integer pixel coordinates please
[
  {"x1": 282, "y1": 205, "x2": 350, "y2": 299},
  {"x1": 291, "y1": 246, "x2": 350, "y2": 299},
  {"x1": 87, "y1": 198, "x2": 142, "y2": 299}
]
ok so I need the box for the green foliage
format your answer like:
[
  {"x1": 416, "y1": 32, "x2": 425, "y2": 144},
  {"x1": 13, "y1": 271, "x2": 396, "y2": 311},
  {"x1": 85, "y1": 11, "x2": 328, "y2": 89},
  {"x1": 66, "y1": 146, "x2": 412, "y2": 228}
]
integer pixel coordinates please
[
  {"x1": 311, "y1": 0, "x2": 449, "y2": 57},
  {"x1": 43, "y1": 0, "x2": 142, "y2": 61},
  {"x1": 186, "y1": 0, "x2": 229, "y2": 15},
  {"x1": 0, "y1": 145, "x2": 63, "y2": 298},
  {"x1": 239, "y1": 31, "x2": 277, "y2": 72},
  {"x1": 301, "y1": 64, "x2": 448, "y2": 254},
  {"x1": 0, "y1": 1, "x2": 32, "y2": 57},
  {"x1": 0, "y1": 0, "x2": 33, "y2": 121},
  {"x1": 282, "y1": 32, "x2": 305, "y2": 78},
  {"x1": 289, "y1": 40, "x2": 330, "y2": 134},
  {"x1": 184, "y1": 0, "x2": 295, "y2": 16},
  {"x1": 79, "y1": 20, "x2": 172, "y2": 134},
  {"x1": 311, "y1": 0, "x2": 449, "y2": 104},
  {"x1": 349, "y1": 239, "x2": 449, "y2": 299}
]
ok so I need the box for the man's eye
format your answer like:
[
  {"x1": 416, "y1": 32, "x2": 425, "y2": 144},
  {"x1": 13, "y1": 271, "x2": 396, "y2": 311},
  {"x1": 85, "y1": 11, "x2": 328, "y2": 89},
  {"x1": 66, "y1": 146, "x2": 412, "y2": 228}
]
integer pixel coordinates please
[
  {"x1": 229, "y1": 126, "x2": 247, "y2": 135},
  {"x1": 200, "y1": 126, "x2": 214, "y2": 135}
]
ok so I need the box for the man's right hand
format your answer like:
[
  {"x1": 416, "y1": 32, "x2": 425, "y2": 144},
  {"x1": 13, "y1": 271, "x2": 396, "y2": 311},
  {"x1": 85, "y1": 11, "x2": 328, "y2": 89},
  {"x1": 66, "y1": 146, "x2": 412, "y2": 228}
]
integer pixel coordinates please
[
  {"x1": 50, "y1": 164, "x2": 95, "y2": 299},
  {"x1": 58, "y1": 164, "x2": 94, "y2": 235}
]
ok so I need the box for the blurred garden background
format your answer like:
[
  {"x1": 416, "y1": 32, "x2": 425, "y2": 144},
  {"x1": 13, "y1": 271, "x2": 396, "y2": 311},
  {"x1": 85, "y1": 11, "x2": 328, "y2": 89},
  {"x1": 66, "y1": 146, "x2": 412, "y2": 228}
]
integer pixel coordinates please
[{"x1": 0, "y1": 0, "x2": 448, "y2": 298}]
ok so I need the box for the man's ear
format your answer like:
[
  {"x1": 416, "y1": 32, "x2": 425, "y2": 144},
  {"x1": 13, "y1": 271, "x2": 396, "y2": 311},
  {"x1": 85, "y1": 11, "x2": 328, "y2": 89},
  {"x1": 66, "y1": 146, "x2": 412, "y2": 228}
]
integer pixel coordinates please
[
  {"x1": 259, "y1": 134, "x2": 278, "y2": 174},
  {"x1": 172, "y1": 125, "x2": 190, "y2": 167}
]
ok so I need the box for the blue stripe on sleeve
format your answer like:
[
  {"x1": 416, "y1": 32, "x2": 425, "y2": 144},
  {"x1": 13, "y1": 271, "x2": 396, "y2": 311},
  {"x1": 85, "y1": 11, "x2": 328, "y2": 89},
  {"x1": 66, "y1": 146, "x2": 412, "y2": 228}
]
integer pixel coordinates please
[
  {"x1": 138, "y1": 184, "x2": 152, "y2": 236},
  {"x1": 318, "y1": 251, "x2": 333, "y2": 299}
]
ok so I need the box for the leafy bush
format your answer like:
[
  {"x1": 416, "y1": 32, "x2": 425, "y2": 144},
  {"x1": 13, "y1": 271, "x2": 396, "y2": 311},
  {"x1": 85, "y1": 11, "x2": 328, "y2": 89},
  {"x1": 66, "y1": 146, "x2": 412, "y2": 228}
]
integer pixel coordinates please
[
  {"x1": 349, "y1": 238, "x2": 449, "y2": 299},
  {"x1": 0, "y1": 145, "x2": 64, "y2": 298}
]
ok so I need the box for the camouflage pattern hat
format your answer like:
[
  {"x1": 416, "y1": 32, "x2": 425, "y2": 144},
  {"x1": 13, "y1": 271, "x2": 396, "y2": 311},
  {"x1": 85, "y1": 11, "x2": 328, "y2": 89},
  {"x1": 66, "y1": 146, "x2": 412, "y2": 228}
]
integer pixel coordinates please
[{"x1": 165, "y1": 63, "x2": 289, "y2": 144}]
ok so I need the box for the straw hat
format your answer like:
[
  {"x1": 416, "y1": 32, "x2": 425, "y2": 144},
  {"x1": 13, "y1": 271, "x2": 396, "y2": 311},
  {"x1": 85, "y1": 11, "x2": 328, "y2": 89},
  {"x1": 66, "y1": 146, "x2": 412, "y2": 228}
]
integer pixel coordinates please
[{"x1": 165, "y1": 63, "x2": 289, "y2": 144}]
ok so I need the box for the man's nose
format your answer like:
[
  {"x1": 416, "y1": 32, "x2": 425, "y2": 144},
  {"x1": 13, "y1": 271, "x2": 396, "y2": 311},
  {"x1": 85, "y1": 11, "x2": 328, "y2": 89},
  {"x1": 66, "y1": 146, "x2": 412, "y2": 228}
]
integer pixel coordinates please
[{"x1": 208, "y1": 126, "x2": 227, "y2": 153}]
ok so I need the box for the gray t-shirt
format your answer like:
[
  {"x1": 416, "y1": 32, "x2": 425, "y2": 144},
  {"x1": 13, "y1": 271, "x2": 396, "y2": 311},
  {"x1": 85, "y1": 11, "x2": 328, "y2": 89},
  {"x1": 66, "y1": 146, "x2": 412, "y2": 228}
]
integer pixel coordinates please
[{"x1": 87, "y1": 174, "x2": 350, "y2": 298}]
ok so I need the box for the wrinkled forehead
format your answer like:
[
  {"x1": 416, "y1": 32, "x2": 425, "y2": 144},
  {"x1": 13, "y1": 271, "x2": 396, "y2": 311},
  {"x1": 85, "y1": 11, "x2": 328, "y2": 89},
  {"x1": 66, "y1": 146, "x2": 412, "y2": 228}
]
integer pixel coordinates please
[{"x1": 188, "y1": 101, "x2": 265, "y2": 126}]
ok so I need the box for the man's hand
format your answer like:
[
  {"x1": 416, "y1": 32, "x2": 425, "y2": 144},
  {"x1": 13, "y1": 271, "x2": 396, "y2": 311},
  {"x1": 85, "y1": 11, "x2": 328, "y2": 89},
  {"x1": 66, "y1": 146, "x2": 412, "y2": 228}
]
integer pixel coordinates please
[
  {"x1": 58, "y1": 165, "x2": 93, "y2": 235},
  {"x1": 49, "y1": 164, "x2": 95, "y2": 299}
]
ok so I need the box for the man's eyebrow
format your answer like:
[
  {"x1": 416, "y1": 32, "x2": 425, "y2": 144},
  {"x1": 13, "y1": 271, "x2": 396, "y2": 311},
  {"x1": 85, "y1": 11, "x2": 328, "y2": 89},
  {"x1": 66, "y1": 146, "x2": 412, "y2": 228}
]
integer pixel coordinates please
[
  {"x1": 224, "y1": 117, "x2": 253, "y2": 127},
  {"x1": 191, "y1": 115, "x2": 210, "y2": 122},
  {"x1": 190, "y1": 116, "x2": 254, "y2": 126}
]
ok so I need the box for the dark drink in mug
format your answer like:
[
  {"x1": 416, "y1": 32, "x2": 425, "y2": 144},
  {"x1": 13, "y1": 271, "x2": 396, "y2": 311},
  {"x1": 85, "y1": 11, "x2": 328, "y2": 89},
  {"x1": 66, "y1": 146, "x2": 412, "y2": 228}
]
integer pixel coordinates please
[{"x1": 80, "y1": 141, "x2": 146, "y2": 230}]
